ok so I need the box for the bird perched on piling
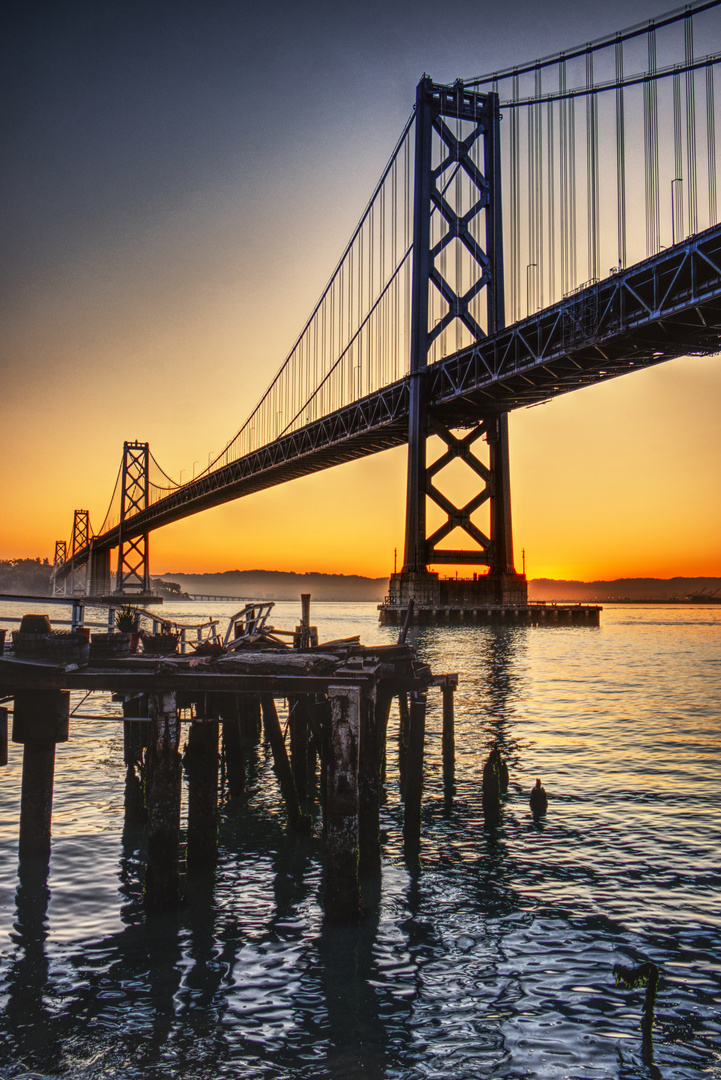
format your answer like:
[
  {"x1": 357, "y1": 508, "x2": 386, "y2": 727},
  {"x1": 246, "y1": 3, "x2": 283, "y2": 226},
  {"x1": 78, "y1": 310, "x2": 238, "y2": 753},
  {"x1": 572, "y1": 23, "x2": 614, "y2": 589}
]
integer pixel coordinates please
[
  {"x1": 529, "y1": 778, "x2": 548, "y2": 817},
  {"x1": 482, "y1": 751, "x2": 502, "y2": 822}
]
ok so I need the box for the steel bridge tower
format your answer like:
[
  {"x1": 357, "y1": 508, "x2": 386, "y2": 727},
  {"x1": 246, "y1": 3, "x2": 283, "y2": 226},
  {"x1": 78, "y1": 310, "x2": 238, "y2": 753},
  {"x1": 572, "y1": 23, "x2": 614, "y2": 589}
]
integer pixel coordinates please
[
  {"x1": 392, "y1": 77, "x2": 527, "y2": 613},
  {"x1": 116, "y1": 441, "x2": 151, "y2": 595}
]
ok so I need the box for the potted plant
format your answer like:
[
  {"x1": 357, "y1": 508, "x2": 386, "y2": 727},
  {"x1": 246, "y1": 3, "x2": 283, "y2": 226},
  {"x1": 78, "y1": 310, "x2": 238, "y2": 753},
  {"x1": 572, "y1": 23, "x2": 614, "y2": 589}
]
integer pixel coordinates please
[
  {"x1": 116, "y1": 605, "x2": 140, "y2": 649},
  {"x1": 142, "y1": 622, "x2": 179, "y2": 656}
]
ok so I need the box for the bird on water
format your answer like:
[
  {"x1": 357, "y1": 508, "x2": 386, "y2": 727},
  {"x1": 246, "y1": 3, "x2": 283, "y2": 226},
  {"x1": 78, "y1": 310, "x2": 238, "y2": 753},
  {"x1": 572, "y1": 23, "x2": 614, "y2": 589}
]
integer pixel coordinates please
[{"x1": 530, "y1": 778, "x2": 548, "y2": 817}]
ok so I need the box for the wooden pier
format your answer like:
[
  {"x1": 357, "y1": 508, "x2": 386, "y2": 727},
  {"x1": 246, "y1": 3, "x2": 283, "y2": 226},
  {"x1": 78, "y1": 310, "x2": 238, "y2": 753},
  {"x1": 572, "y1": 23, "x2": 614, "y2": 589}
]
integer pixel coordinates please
[{"x1": 0, "y1": 613, "x2": 454, "y2": 921}]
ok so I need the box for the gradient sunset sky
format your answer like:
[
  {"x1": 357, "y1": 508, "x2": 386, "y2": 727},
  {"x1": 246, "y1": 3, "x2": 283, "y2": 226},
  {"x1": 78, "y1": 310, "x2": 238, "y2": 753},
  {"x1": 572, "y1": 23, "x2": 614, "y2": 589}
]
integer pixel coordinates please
[{"x1": 2, "y1": 0, "x2": 720, "y2": 582}]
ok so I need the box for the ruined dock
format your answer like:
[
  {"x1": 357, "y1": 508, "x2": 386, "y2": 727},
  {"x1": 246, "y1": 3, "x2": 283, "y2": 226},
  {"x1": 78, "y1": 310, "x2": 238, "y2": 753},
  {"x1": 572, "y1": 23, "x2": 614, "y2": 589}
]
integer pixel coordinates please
[{"x1": 0, "y1": 605, "x2": 455, "y2": 921}]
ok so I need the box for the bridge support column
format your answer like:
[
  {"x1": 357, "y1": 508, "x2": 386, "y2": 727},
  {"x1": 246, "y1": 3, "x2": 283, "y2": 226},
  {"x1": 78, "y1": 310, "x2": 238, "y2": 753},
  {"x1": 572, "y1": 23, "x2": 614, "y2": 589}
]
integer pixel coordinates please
[
  {"x1": 116, "y1": 441, "x2": 151, "y2": 596},
  {"x1": 394, "y1": 79, "x2": 527, "y2": 617},
  {"x1": 70, "y1": 510, "x2": 90, "y2": 596},
  {"x1": 51, "y1": 541, "x2": 67, "y2": 597},
  {"x1": 87, "y1": 544, "x2": 111, "y2": 597}
]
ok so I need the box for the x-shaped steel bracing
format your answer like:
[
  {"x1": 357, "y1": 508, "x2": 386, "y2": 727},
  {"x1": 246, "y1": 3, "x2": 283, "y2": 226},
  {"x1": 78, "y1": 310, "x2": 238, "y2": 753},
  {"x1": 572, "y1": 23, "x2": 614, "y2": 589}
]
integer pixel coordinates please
[
  {"x1": 424, "y1": 418, "x2": 492, "y2": 564},
  {"x1": 117, "y1": 442, "x2": 150, "y2": 593}
]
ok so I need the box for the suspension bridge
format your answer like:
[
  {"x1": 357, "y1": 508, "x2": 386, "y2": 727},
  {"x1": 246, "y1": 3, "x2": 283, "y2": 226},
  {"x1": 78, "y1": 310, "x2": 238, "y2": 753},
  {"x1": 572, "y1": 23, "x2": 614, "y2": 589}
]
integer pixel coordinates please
[{"x1": 53, "y1": 2, "x2": 721, "y2": 617}]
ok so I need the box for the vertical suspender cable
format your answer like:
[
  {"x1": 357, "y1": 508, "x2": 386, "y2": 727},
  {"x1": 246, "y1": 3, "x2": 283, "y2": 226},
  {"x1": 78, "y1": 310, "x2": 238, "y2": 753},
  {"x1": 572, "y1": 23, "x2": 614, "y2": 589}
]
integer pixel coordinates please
[
  {"x1": 644, "y1": 27, "x2": 660, "y2": 255},
  {"x1": 455, "y1": 104, "x2": 462, "y2": 352},
  {"x1": 547, "y1": 98, "x2": 556, "y2": 302},
  {"x1": 510, "y1": 72, "x2": 520, "y2": 321},
  {"x1": 405, "y1": 131, "x2": 411, "y2": 369},
  {"x1": 392, "y1": 156, "x2": 398, "y2": 378},
  {"x1": 707, "y1": 65, "x2": 717, "y2": 225},
  {"x1": 673, "y1": 72, "x2": 685, "y2": 242},
  {"x1": 586, "y1": 50, "x2": 599, "y2": 281},
  {"x1": 559, "y1": 59, "x2": 568, "y2": 295},
  {"x1": 569, "y1": 92, "x2": 577, "y2": 289},
  {"x1": 615, "y1": 36, "x2": 627, "y2": 269},
  {"x1": 527, "y1": 101, "x2": 536, "y2": 313},
  {"x1": 685, "y1": 15, "x2": 698, "y2": 235},
  {"x1": 535, "y1": 68, "x2": 544, "y2": 311}
]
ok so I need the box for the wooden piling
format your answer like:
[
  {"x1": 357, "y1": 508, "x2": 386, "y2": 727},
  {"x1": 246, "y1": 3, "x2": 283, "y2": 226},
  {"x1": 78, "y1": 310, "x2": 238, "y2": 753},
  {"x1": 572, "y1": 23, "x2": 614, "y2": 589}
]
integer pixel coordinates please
[
  {"x1": 398, "y1": 692, "x2": 410, "y2": 795},
  {"x1": 325, "y1": 685, "x2": 361, "y2": 920},
  {"x1": 482, "y1": 750, "x2": 501, "y2": 825},
  {"x1": 185, "y1": 719, "x2": 219, "y2": 871},
  {"x1": 289, "y1": 694, "x2": 316, "y2": 801},
  {"x1": 145, "y1": 691, "x2": 182, "y2": 911},
  {"x1": 222, "y1": 697, "x2": 245, "y2": 799},
  {"x1": 358, "y1": 690, "x2": 382, "y2": 878},
  {"x1": 403, "y1": 692, "x2": 427, "y2": 851},
  {"x1": 311, "y1": 696, "x2": 331, "y2": 833},
  {"x1": 122, "y1": 695, "x2": 147, "y2": 824},
  {"x1": 260, "y1": 693, "x2": 310, "y2": 832},
  {"x1": 441, "y1": 682, "x2": 455, "y2": 788},
  {"x1": 12, "y1": 690, "x2": 69, "y2": 861},
  {"x1": 0, "y1": 706, "x2": 7, "y2": 767},
  {"x1": 376, "y1": 691, "x2": 392, "y2": 785}
]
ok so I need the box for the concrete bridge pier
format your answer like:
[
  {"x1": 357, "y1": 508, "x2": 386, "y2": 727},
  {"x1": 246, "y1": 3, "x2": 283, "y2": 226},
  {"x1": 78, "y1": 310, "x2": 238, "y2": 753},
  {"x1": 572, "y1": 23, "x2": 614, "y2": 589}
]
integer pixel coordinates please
[{"x1": 87, "y1": 544, "x2": 111, "y2": 597}]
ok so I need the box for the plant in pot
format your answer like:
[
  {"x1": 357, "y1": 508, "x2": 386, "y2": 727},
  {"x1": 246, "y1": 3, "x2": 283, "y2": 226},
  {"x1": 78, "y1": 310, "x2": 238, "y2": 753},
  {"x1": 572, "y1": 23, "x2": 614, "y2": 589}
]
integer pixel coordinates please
[
  {"x1": 115, "y1": 605, "x2": 140, "y2": 650},
  {"x1": 142, "y1": 622, "x2": 179, "y2": 656}
]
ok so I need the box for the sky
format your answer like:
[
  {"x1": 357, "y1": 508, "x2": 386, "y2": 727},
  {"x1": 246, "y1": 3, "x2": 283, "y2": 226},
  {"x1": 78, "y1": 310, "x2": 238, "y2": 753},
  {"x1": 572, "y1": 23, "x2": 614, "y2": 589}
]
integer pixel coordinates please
[{"x1": 2, "y1": 0, "x2": 720, "y2": 583}]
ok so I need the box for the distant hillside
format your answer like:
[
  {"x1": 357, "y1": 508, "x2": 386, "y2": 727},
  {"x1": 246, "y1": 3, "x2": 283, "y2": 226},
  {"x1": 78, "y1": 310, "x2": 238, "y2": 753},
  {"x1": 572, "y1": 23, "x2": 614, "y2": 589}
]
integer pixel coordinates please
[
  {"x1": 157, "y1": 569, "x2": 388, "y2": 602},
  {"x1": 0, "y1": 558, "x2": 52, "y2": 595},
  {"x1": 528, "y1": 577, "x2": 721, "y2": 601}
]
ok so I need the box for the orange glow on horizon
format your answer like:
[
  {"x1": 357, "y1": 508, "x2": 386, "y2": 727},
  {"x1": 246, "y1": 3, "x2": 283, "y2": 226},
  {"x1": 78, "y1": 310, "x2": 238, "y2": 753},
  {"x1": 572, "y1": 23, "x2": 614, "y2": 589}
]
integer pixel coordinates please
[{"x1": 4, "y1": 353, "x2": 718, "y2": 585}]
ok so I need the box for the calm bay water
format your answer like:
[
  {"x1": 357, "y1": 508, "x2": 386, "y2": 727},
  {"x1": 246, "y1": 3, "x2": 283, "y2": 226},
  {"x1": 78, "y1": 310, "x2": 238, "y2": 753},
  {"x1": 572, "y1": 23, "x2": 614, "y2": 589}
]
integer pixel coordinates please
[{"x1": 0, "y1": 600, "x2": 719, "y2": 1079}]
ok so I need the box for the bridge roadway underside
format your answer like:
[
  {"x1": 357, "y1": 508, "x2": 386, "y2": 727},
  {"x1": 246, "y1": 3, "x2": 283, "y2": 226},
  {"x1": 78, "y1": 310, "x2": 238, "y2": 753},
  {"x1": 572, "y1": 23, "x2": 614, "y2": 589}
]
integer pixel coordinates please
[{"x1": 78, "y1": 224, "x2": 721, "y2": 561}]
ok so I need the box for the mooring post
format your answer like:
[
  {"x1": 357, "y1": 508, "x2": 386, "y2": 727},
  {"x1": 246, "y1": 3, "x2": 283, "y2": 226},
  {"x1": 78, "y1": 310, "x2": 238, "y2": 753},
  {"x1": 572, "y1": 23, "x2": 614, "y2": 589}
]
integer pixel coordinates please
[
  {"x1": 289, "y1": 694, "x2": 315, "y2": 801},
  {"x1": 145, "y1": 691, "x2": 182, "y2": 911},
  {"x1": 441, "y1": 680, "x2": 456, "y2": 787},
  {"x1": 398, "y1": 692, "x2": 411, "y2": 794},
  {"x1": 325, "y1": 685, "x2": 361, "y2": 920},
  {"x1": 185, "y1": 718, "x2": 219, "y2": 871},
  {"x1": 359, "y1": 689, "x2": 392, "y2": 879},
  {"x1": 376, "y1": 690, "x2": 393, "y2": 785},
  {"x1": 260, "y1": 693, "x2": 310, "y2": 832},
  {"x1": 403, "y1": 691, "x2": 427, "y2": 852},
  {"x1": 0, "y1": 706, "x2": 7, "y2": 767},
  {"x1": 310, "y1": 696, "x2": 331, "y2": 833},
  {"x1": 122, "y1": 695, "x2": 148, "y2": 824},
  {"x1": 12, "y1": 691, "x2": 69, "y2": 862},
  {"x1": 222, "y1": 696, "x2": 245, "y2": 799}
]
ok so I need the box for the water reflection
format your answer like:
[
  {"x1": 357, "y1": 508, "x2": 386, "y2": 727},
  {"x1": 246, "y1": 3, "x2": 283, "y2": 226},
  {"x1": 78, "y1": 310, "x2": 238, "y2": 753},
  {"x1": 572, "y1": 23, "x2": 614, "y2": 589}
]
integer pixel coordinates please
[
  {"x1": 4, "y1": 857, "x2": 56, "y2": 1074},
  {"x1": 318, "y1": 902, "x2": 387, "y2": 1079}
]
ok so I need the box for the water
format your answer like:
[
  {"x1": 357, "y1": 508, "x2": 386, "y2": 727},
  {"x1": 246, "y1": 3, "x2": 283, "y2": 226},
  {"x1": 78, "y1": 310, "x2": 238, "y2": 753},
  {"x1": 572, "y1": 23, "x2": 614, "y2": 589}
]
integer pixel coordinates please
[{"x1": 0, "y1": 601, "x2": 719, "y2": 1079}]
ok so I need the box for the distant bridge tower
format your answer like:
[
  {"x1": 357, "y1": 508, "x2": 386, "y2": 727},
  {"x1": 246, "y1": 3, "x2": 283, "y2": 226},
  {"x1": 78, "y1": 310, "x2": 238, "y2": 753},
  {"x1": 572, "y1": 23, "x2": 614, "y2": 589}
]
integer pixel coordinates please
[
  {"x1": 70, "y1": 510, "x2": 90, "y2": 596},
  {"x1": 395, "y1": 77, "x2": 526, "y2": 612},
  {"x1": 51, "y1": 540, "x2": 67, "y2": 597},
  {"x1": 116, "y1": 441, "x2": 151, "y2": 594}
]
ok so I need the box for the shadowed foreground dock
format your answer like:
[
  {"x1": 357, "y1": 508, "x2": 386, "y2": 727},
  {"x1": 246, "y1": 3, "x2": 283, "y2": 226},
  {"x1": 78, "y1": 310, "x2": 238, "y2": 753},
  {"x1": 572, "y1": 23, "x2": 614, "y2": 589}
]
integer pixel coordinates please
[{"x1": 0, "y1": 629, "x2": 454, "y2": 921}]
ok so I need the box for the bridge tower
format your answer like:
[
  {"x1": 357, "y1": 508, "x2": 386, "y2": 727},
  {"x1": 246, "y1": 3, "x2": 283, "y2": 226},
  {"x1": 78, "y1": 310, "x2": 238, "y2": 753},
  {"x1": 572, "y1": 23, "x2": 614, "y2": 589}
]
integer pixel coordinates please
[
  {"x1": 393, "y1": 77, "x2": 526, "y2": 614},
  {"x1": 51, "y1": 540, "x2": 67, "y2": 597},
  {"x1": 69, "y1": 510, "x2": 90, "y2": 596},
  {"x1": 116, "y1": 441, "x2": 151, "y2": 595}
]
